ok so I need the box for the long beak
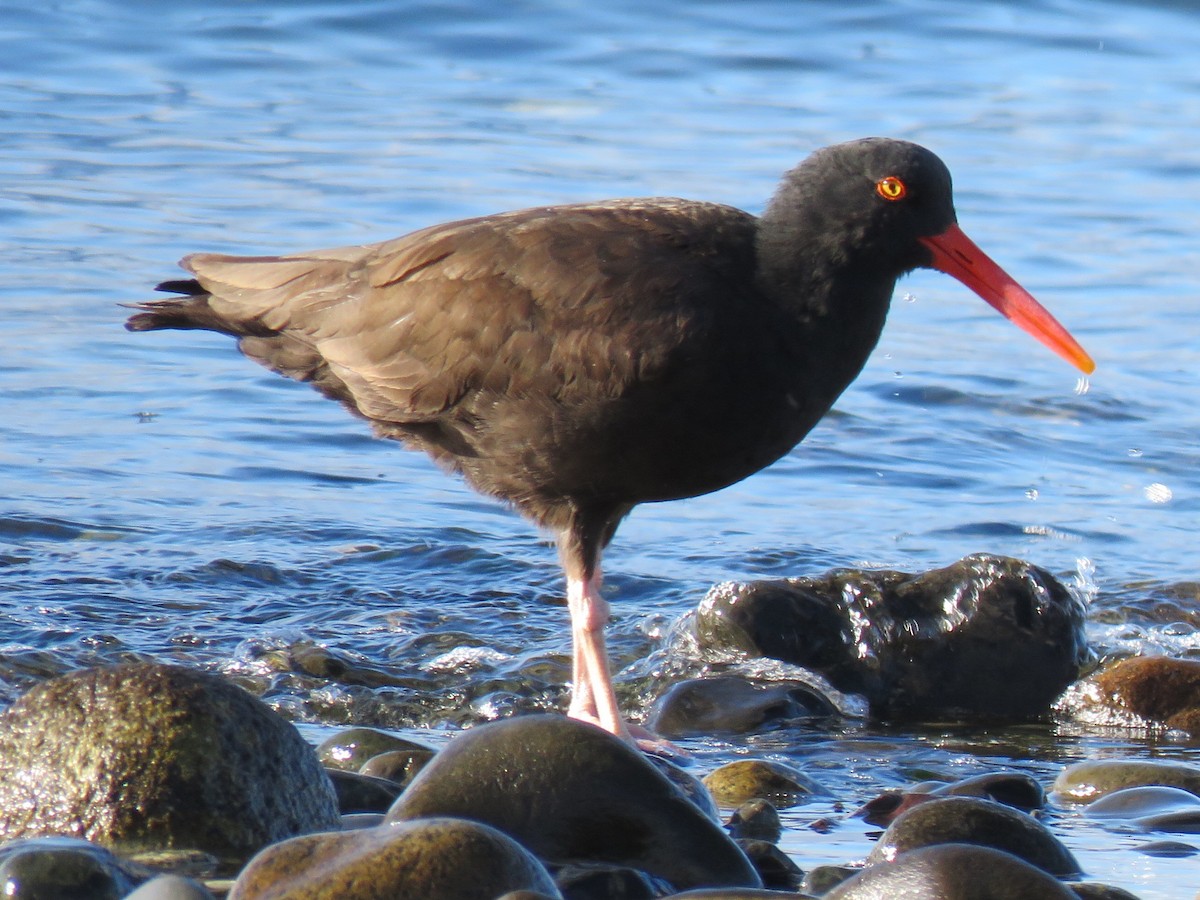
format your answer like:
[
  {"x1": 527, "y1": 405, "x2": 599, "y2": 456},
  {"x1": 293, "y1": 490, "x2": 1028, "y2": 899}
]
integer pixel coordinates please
[{"x1": 918, "y1": 224, "x2": 1095, "y2": 374}]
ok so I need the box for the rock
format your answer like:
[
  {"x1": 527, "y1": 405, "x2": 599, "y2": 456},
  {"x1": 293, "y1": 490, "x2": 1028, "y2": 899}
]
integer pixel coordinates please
[
  {"x1": 0, "y1": 664, "x2": 340, "y2": 866},
  {"x1": 0, "y1": 837, "x2": 140, "y2": 900},
  {"x1": 702, "y1": 759, "x2": 826, "y2": 809},
  {"x1": 1085, "y1": 785, "x2": 1200, "y2": 818},
  {"x1": 800, "y1": 865, "x2": 858, "y2": 895},
  {"x1": 854, "y1": 791, "x2": 939, "y2": 827},
  {"x1": 726, "y1": 800, "x2": 782, "y2": 843},
  {"x1": 695, "y1": 554, "x2": 1088, "y2": 721},
  {"x1": 735, "y1": 840, "x2": 802, "y2": 891},
  {"x1": 325, "y1": 769, "x2": 403, "y2": 814},
  {"x1": 645, "y1": 756, "x2": 722, "y2": 823},
  {"x1": 316, "y1": 727, "x2": 434, "y2": 772},
  {"x1": 647, "y1": 676, "x2": 836, "y2": 738},
  {"x1": 358, "y1": 748, "x2": 436, "y2": 787},
  {"x1": 387, "y1": 715, "x2": 761, "y2": 891},
  {"x1": 552, "y1": 863, "x2": 667, "y2": 899},
  {"x1": 1053, "y1": 759, "x2": 1200, "y2": 803},
  {"x1": 1083, "y1": 784, "x2": 1200, "y2": 832},
  {"x1": 930, "y1": 772, "x2": 1045, "y2": 810},
  {"x1": 662, "y1": 889, "x2": 810, "y2": 898},
  {"x1": 1086, "y1": 656, "x2": 1200, "y2": 735},
  {"x1": 856, "y1": 771, "x2": 1045, "y2": 827},
  {"x1": 227, "y1": 817, "x2": 560, "y2": 900},
  {"x1": 125, "y1": 874, "x2": 217, "y2": 899},
  {"x1": 824, "y1": 843, "x2": 1077, "y2": 899},
  {"x1": 868, "y1": 797, "x2": 1080, "y2": 878},
  {"x1": 1066, "y1": 884, "x2": 1145, "y2": 899}
]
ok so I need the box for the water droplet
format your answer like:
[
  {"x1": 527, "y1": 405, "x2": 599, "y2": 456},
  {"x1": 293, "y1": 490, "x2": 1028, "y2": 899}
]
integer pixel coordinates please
[
  {"x1": 1074, "y1": 376, "x2": 1090, "y2": 396},
  {"x1": 1127, "y1": 448, "x2": 1143, "y2": 458},
  {"x1": 1025, "y1": 488, "x2": 1039, "y2": 500},
  {"x1": 902, "y1": 292, "x2": 917, "y2": 303}
]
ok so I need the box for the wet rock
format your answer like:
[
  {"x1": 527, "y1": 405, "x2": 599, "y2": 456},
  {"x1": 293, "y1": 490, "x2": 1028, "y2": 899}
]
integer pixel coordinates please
[
  {"x1": 1086, "y1": 656, "x2": 1200, "y2": 735},
  {"x1": 1053, "y1": 758, "x2": 1200, "y2": 803},
  {"x1": 1134, "y1": 840, "x2": 1197, "y2": 857},
  {"x1": 857, "y1": 770, "x2": 1046, "y2": 827},
  {"x1": 735, "y1": 840, "x2": 802, "y2": 891},
  {"x1": 387, "y1": 714, "x2": 761, "y2": 891},
  {"x1": 647, "y1": 676, "x2": 836, "y2": 738},
  {"x1": 868, "y1": 796, "x2": 1080, "y2": 877},
  {"x1": 726, "y1": 800, "x2": 782, "y2": 843},
  {"x1": 661, "y1": 891, "x2": 810, "y2": 899},
  {"x1": 0, "y1": 837, "x2": 140, "y2": 900},
  {"x1": 552, "y1": 862, "x2": 667, "y2": 899},
  {"x1": 316, "y1": 727, "x2": 434, "y2": 772},
  {"x1": 125, "y1": 874, "x2": 216, "y2": 900},
  {"x1": 1066, "y1": 884, "x2": 1145, "y2": 899},
  {"x1": 1085, "y1": 785, "x2": 1200, "y2": 818},
  {"x1": 824, "y1": 843, "x2": 1077, "y2": 899},
  {"x1": 358, "y1": 748, "x2": 436, "y2": 787},
  {"x1": 854, "y1": 791, "x2": 939, "y2": 827},
  {"x1": 702, "y1": 759, "x2": 826, "y2": 809},
  {"x1": 227, "y1": 817, "x2": 560, "y2": 900},
  {"x1": 800, "y1": 865, "x2": 857, "y2": 895},
  {"x1": 326, "y1": 769, "x2": 403, "y2": 814},
  {"x1": 0, "y1": 664, "x2": 340, "y2": 865},
  {"x1": 646, "y1": 756, "x2": 722, "y2": 823},
  {"x1": 930, "y1": 771, "x2": 1046, "y2": 810},
  {"x1": 696, "y1": 554, "x2": 1088, "y2": 721},
  {"x1": 1084, "y1": 785, "x2": 1200, "y2": 833}
]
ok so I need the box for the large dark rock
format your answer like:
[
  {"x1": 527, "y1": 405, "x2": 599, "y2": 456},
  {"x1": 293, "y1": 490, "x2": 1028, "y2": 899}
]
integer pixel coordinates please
[
  {"x1": 387, "y1": 715, "x2": 761, "y2": 892},
  {"x1": 0, "y1": 664, "x2": 340, "y2": 866},
  {"x1": 695, "y1": 554, "x2": 1088, "y2": 721},
  {"x1": 228, "y1": 817, "x2": 560, "y2": 900}
]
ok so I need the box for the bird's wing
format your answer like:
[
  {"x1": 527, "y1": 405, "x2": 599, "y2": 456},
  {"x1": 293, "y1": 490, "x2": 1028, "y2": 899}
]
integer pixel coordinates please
[{"x1": 184, "y1": 199, "x2": 758, "y2": 424}]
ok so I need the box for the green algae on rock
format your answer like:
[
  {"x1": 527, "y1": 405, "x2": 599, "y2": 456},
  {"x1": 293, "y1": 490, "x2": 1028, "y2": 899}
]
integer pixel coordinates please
[{"x1": 0, "y1": 663, "x2": 340, "y2": 866}]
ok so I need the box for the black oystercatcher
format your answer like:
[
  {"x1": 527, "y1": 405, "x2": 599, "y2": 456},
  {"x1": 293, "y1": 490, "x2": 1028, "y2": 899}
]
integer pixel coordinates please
[{"x1": 126, "y1": 138, "x2": 1093, "y2": 744}]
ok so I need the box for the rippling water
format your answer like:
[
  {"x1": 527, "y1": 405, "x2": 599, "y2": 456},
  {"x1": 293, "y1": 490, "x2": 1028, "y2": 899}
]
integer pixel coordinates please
[{"x1": 4, "y1": 0, "x2": 1200, "y2": 895}]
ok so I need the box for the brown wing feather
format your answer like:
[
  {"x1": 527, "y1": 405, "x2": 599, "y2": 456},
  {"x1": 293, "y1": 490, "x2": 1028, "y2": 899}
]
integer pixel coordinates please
[{"x1": 177, "y1": 199, "x2": 758, "y2": 427}]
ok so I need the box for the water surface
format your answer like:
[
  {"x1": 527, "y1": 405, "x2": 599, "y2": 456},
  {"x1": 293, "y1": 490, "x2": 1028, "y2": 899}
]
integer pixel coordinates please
[{"x1": 4, "y1": 0, "x2": 1200, "y2": 895}]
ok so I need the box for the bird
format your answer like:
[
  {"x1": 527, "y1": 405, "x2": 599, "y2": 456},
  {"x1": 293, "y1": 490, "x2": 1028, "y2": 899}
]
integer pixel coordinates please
[{"x1": 126, "y1": 138, "x2": 1094, "y2": 745}]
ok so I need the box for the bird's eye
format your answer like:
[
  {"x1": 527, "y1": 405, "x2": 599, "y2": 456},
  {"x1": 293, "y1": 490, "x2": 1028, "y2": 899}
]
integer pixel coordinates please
[{"x1": 875, "y1": 176, "x2": 908, "y2": 201}]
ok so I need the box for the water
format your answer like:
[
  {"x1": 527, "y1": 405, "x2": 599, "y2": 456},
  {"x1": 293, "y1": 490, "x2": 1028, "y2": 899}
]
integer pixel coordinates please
[{"x1": 3, "y1": 0, "x2": 1200, "y2": 894}]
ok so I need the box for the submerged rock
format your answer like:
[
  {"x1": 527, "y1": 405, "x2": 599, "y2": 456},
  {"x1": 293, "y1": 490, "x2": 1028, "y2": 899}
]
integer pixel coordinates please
[
  {"x1": 648, "y1": 675, "x2": 836, "y2": 738},
  {"x1": 227, "y1": 817, "x2": 560, "y2": 900},
  {"x1": 0, "y1": 663, "x2": 340, "y2": 866},
  {"x1": 695, "y1": 554, "x2": 1088, "y2": 721},
  {"x1": 387, "y1": 714, "x2": 761, "y2": 891}
]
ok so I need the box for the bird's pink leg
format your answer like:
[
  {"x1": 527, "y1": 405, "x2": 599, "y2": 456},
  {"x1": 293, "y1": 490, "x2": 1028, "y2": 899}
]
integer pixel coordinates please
[{"x1": 565, "y1": 566, "x2": 631, "y2": 741}]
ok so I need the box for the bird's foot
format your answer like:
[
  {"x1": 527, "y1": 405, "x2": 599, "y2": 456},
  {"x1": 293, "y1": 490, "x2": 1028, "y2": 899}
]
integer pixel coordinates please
[{"x1": 566, "y1": 709, "x2": 687, "y2": 760}]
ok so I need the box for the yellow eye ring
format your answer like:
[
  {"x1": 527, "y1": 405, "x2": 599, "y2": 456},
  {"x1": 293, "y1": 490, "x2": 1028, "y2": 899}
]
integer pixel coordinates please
[{"x1": 875, "y1": 176, "x2": 907, "y2": 201}]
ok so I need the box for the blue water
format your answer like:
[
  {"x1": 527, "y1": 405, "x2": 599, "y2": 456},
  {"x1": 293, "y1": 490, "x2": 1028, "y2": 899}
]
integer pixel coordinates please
[{"x1": 4, "y1": 0, "x2": 1200, "y2": 894}]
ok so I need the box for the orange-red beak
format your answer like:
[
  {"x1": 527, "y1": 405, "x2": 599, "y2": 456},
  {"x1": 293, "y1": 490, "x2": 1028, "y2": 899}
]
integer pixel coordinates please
[{"x1": 919, "y1": 224, "x2": 1095, "y2": 375}]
